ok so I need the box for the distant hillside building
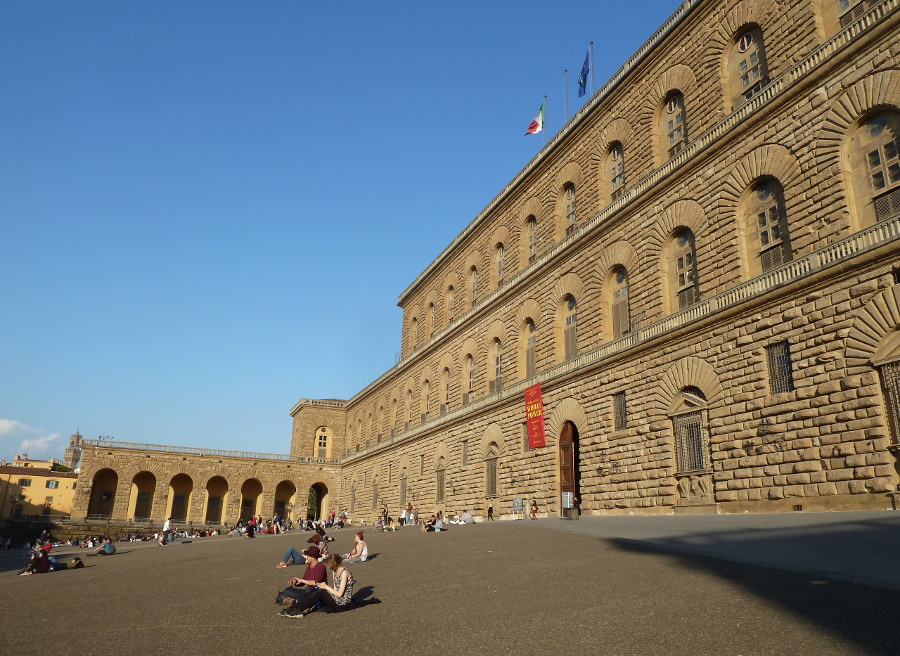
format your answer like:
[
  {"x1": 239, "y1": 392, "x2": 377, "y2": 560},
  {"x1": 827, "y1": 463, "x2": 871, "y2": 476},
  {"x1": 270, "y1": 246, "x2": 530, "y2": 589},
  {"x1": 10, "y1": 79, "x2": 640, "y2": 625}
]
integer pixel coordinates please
[{"x1": 60, "y1": 0, "x2": 900, "y2": 527}]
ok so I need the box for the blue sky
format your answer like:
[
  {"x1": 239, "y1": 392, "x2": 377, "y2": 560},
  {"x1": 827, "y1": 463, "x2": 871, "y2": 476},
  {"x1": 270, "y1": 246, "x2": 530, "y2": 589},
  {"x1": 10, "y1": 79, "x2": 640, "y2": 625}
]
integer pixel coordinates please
[{"x1": 1, "y1": 0, "x2": 681, "y2": 462}]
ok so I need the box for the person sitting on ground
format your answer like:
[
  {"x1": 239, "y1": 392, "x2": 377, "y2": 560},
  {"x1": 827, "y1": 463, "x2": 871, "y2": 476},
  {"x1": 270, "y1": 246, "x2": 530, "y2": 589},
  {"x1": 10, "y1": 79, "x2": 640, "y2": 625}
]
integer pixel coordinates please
[
  {"x1": 343, "y1": 531, "x2": 368, "y2": 563},
  {"x1": 275, "y1": 546, "x2": 326, "y2": 607},
  {"x1": 281, "y1": 554, "x2": 355, "y2": 618},
  {"x1": 278, "y1": 536, "x2": 326, "y2": 567},
  {"x1": 421, "y1": 515, "x2": 437, "y2": 532},
  {"x1": 434, "y1": 512, "x2": 447, "y2": 531},
  {"x1": 95, "y1": 537, "x2": 116, "y2": 555},
  {"x1": 461, "y1": 510, "x2": 475, "y2": 525},
  {"x1": 19, "y1": 549, "x2": 50, "y2": 575}
]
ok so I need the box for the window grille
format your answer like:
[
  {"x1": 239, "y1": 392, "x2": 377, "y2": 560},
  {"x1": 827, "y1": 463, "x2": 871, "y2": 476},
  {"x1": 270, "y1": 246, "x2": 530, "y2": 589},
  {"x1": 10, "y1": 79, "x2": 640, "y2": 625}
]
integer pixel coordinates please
[
  {"x1": 436, "y1": 469, "x2": 445, "y2": 502},
  {"x1": 665, "y1": 94, "x2": 687, "y2": 159},
  {"x1": 839, "y1": 0, "x2": 878, "y2": 27},
  {"x1": 564, "y1": 183, "x2": 577, "y2": 233},
  {"x1": 610, "y1": 143, "x2": 625, "y2": 200},
  {"x1": 766, "y1": 341, "x2": 795, "y2": 394},
  {"x1": 486, "y1": 458, "x2": 498, "y2": 497},
  {"x1": 674, "y1": 411, "x2": 708, "y2": 472}
]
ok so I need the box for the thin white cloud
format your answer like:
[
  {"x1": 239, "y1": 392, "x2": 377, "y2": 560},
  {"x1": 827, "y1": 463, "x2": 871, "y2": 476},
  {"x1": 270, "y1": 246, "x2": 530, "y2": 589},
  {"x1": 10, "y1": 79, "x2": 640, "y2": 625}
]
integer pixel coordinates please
[
  {"x1": 20, "y1": 432, "x2": 62, "y2": 456},
  {"x1": 0, "y1": 418, "x2": 30, "y2": 438},
  {"x1": 0, "y1": 419, "x2": 63, "y2": 462}
]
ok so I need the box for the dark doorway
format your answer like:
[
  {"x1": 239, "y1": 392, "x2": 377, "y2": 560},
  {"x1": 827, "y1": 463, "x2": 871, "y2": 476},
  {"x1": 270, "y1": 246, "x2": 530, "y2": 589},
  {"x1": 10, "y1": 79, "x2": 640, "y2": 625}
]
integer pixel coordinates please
[{"x1": 558, "y1": 421, "x2": 581, "y2": 519}]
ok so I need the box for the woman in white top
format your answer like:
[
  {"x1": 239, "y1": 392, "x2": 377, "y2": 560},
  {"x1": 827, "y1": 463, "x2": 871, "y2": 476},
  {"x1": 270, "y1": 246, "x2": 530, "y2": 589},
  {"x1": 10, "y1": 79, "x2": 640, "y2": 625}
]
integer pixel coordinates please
[{"x1": 343, "y1": 531, "x2": 368, "y2": 563}]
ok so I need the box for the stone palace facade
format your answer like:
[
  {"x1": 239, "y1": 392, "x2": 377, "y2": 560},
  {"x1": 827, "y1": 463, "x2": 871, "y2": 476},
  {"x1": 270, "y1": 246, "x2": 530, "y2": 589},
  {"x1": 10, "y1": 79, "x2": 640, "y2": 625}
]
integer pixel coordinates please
[{"x1": 65, "y1": 0, "x2": 900, "y2": 526}]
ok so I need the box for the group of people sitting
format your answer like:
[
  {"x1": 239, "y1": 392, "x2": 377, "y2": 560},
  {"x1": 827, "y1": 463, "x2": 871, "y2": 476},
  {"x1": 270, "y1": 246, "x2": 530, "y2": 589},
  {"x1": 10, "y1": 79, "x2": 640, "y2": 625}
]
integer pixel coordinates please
[
  {"x1": 273, "y1": 531, "x2": 371, "y2": 617},
  {"x1": 18, "y1": 540, "x2": 87, "y2": 575}
]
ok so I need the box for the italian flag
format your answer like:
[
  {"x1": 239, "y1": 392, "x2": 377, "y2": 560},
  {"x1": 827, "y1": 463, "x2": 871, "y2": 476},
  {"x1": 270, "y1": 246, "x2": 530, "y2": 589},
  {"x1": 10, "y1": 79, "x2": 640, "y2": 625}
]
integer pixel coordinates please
[{"x1": 525, "y1": 103, "x2": 544, "y2": 135}]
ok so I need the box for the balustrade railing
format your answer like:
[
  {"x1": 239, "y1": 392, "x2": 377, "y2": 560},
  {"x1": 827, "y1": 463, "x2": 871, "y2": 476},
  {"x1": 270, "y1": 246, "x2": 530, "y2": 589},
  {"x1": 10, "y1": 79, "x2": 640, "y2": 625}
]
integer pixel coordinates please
[{"x1": 345, "y1": 213, "x2": 900, "y2": 462}]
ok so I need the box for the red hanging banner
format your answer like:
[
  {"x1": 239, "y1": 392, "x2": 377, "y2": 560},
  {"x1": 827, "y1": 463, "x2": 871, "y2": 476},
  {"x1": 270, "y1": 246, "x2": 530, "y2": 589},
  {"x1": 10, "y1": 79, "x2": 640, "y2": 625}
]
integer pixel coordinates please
[{"x1": 525, "y1": 383, "x2": 546, "y2": 449}]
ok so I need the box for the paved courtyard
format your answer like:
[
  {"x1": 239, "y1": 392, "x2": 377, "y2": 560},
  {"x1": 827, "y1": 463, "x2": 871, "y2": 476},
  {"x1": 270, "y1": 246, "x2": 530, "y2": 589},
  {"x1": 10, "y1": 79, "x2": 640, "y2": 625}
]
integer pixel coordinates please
[{"x1": 2, "y1": 513, "x2": 900, "y2": 656}]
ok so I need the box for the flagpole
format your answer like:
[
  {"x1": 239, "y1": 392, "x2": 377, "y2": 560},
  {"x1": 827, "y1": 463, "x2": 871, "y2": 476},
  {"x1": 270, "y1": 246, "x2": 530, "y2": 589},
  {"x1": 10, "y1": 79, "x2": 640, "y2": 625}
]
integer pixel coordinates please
[
  {"x1": 590, "y1": 41, "x2": 595, "y2": 94},
  {"x1": 544, "y1": 95, "x2": 548, "y2": 146}
]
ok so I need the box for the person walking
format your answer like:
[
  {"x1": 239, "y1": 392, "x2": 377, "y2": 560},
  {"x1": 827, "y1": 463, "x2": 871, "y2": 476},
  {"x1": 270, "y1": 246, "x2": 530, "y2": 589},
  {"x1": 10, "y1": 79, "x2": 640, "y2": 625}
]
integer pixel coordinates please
[
  {"x1": 530, "y1": 499, "x2": 538, "y2": 520},
  {"x1": 487, "y1": 504, "x2": 495, "y2": 521}
]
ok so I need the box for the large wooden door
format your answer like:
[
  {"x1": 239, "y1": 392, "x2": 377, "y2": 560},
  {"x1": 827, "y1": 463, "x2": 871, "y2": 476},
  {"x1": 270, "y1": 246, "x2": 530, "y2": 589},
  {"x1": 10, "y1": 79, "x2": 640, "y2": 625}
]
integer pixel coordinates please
[{"x1": 559, "y1": 421, "x2": 578, "y2": 518}]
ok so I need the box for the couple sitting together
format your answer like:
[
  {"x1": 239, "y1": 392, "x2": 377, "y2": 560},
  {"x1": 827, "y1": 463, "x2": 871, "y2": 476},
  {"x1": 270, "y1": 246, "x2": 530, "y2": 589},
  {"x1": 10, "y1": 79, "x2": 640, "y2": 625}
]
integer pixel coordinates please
[{"x1": 275, "y1": 545, "x2": 354, "y2": 617}]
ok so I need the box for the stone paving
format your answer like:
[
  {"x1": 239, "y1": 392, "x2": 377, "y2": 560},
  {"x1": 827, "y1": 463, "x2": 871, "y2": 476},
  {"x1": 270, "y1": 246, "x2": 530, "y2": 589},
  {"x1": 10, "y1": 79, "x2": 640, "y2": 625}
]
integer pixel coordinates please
[{"x1": 2, "y1": 514, "x2": 900, "y2": 656}]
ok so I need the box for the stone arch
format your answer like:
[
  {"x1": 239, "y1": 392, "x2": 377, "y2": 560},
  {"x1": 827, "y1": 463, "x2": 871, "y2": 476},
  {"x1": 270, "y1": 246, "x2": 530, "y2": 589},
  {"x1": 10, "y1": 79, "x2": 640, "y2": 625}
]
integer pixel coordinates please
[
  {"x1": 719, "y1": 143, "x2": 803, "y2": 212},
  {"x1": 432, "y1": 441, "x2": 450, "y2": 470},
  {"x1": 519, "y1": 196, "x2": 548, "y2": 267},
  {"x1": 596, "y1": 240, "x2": 641, "y2": 339},
  {"x1": 594, "y1": 117, "x2": 637, "y2": 203},
  {"x1": 718, "y1": 143, "x2": 802, "y2": 278},
  {"x1": 480, "y1": 422, "x2": 506, "y2": 458},
  {"x1": 551, "y1": 271, "x2": 586, "y2": 304},
  {"x1": 643, "y1": 63, "x2": 700, "y2": 165},
  {"x1": 702, "y1": 0, "x2": 781, "y2": 113},
  {"x1": 544, "y1": 397, "x2": 590, "y2": 445},
  {"x1": 650, "y1": 356, "x2": 724, "y2": 417},
  {"x1": 845, "y1": 285, "x2": 900, "y2": 367},
  {"x1": 515, "y1": 298, "x2": 543, "y2": 327},
  {"x1": 553, "y1": 161, "x2": 586, "y2": 240},
  {"x1": 814, "y1": 70, "x2": 900, "y2": 229},
  {"x1": 437, "y1": 351, "x2": 455, "y2": 375},
  {"x1": 595, "y1": 239, "x2": 640, "y2": 278},
  {"x1": 485, "y1": 318, "x2": 507, "y2": 345}
]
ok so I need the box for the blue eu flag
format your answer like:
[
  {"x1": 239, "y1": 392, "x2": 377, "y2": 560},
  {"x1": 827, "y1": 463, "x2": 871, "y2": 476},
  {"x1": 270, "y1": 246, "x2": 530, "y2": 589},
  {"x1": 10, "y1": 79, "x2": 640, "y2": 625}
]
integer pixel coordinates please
[{"x1": 577, "y1": 50, "x2": 590, "y2": 97}]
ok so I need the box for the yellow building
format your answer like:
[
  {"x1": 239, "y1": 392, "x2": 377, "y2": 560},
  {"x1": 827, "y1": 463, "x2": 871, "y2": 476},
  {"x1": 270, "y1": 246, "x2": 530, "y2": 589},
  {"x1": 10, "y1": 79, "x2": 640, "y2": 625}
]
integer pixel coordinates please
[{"x1": 0, "y1": 460, "x2": 78, "y2": 520}]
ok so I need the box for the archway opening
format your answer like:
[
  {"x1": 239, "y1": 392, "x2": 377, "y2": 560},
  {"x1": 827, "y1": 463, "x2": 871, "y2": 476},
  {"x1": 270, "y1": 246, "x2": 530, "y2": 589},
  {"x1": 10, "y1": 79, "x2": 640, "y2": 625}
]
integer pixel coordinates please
[
  {"x1": 307, "y1": 482, "x2": 329, "y2": 520},
  {"x1": 129, "y1": 471, "x2": 156, "y2": 520},
  {"x1": 274, "y1": 480, "x2": 297, "y2": 521},
  {"x1": 240, "y1": 478, "x2": 263, "y2": 521},
  {"x1": 167, "y1": 474, "x2": 193, "y2": 522},
  {"x1": 558, "y1": 421, "x2": 581, "y2": 519},
  {"x1": 205, "y1": 476, "x2": 228, "y2": 524},
  {"x1": 88, "y1": 468, "x2": 118, "y2": 518}
]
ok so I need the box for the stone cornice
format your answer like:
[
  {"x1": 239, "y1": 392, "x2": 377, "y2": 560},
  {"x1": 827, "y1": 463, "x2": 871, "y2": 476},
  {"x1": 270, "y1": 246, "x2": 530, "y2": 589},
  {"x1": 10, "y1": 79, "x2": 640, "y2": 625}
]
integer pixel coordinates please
[
  {"x1": 397, "y1": 0, "x2": 704, "y2": 306},
  {"x1": 343, "y1": 214, "x2": 900, "y2": 464}
]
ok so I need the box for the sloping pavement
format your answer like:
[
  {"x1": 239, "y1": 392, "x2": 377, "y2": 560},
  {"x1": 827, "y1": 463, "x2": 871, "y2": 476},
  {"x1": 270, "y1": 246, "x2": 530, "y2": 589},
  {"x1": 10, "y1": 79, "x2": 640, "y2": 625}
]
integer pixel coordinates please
[{"x1": 531, "y1": 510, "x2": 900, "y2": 590}]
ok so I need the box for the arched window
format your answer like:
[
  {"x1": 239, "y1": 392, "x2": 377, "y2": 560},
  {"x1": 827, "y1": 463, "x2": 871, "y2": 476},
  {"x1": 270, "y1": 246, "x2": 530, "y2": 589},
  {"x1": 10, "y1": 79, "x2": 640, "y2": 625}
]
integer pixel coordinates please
[
  {"x1": 523, "y1": 318, "x2": 537, "y2": 378},
  {"x1": 610, "y1": 266, "x2": 631, "y2": 338},
  {"x1": 609, "y1": 142, "x2": 626, "y2": 201},
  {"x1": 673, "y1": 387, "x2": 711, "y2": 473},
  {"x1": 464, "y1": 354, "x2": 475, "y2": 404},
  {"x1": 427, "y1": 302, "x2": 435, "y2": 337},
  {"x1": 440, "y1": 367, "x2": 451, "y2": 415},
  {"x1": 747, "y1": 178, "x2": 791, "y2": 272},
  {"x1": 469, "y1": 266, "x2": 479, "y2": 306},
  {"x1": 672, "y1": 229, "x2": 700, "y2": 310},
  {"x1": 489, "y1": 338, "x2": 503, "y2": 393},
  {"x1": 526, "y1": 215, "x2": 538, "y2": 264},
  {"x1": 390, "y1": 399, "x2": 398, "y2": 437},
  {"x1": 563, "y1": 296, "x2": 578, "y2": 360},
  {"x1": 852, "y1": 111, "x2": 900, "y2": 224},
  {"x1": 447, "y1": 286, "x2": 456, "y2": 323},
  {"x1": 376, "y1": 407, "x2": 384, "y2": 442},
  {"x1": 564, "y1": 183, "x2": 577, "y2": 236},
  {"x1": 730, "y1": 27, "x2": 768, "y2": 108},
  {"x1": 485, "y1": 442, "x2": 500, "y2": 498},
  {"x1": 436, "y1": 457, "x2": 447, "y2": 503},
  {"x1": 405, "y1": 390, "x2": 412, "y2": 430},
  {"x1": 421, "y1": 380, "x2": 431, "y2": 423},
  {"x1": 662, "y1": 92, "x2": 688, "y2": 159},
  {"x1": 495, "y1": 243, "x2": 506, "y2": 286},
  {"x1": 316, "y1": 427, "x2": 331, "y2": 459},
  {"x1": 411, "y1": 317, "x2": 418, "y2": 348}
]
